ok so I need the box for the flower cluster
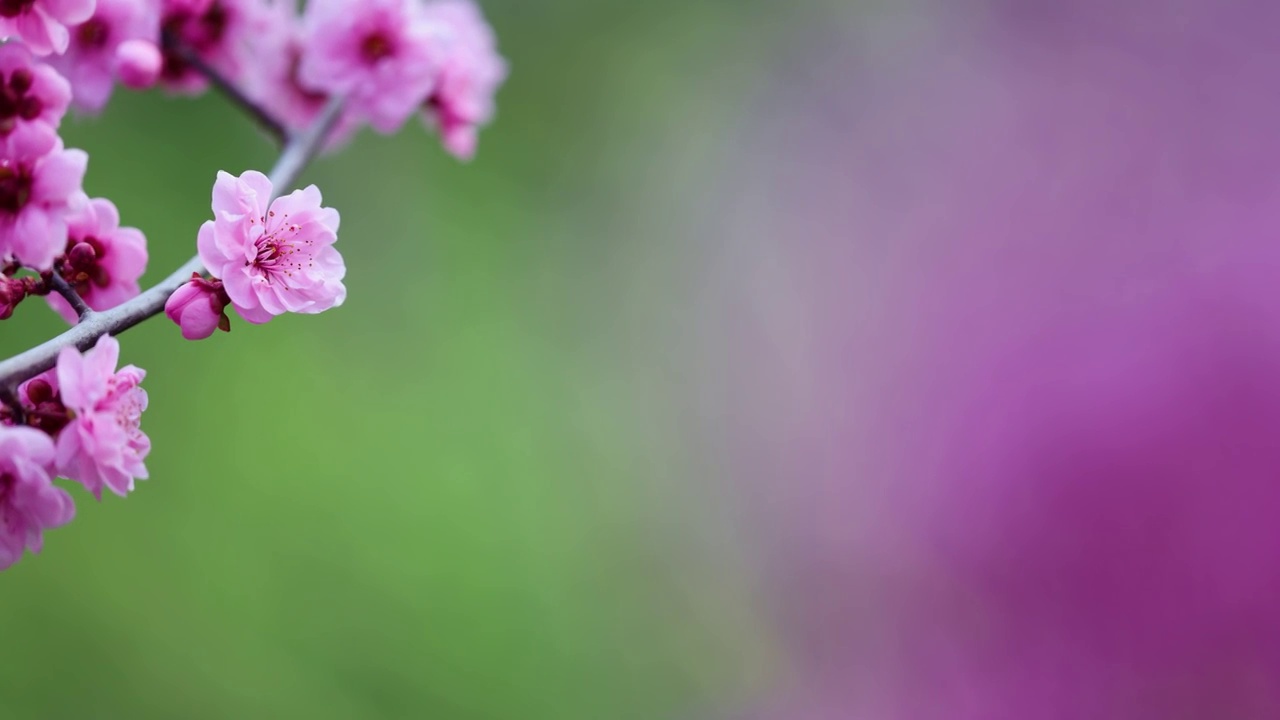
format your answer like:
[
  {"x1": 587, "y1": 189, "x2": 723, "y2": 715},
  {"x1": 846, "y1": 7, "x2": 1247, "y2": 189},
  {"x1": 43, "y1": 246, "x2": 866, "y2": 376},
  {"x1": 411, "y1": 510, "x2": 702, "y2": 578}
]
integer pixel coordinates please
[
  {"x1": 29, "y1": 0, "x2": 507, "y2": 154},
  {"x1": 0, "y1": 0, "x2": 506, "y2": 569},
  {"x1": 0, "y1": 42, "x2": 87, "y2": 272},
  {"x1": 0, "y1": 335, "x2": 146, "y2": 569},
  {"x1": 251, "y1": 0, "x2": 506, "y2": 155}
]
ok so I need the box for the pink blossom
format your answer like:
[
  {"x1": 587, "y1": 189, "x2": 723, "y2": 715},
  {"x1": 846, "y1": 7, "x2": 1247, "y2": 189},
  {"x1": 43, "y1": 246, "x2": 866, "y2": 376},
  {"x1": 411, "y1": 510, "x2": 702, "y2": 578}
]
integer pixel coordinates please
[
  {"x1": 198, "y1": 170, "x2": 345, "y2": 323},
  {"x1": 164, "y1": 272, "x2": 228, "y2": 339},
  {"x1": 45, "y1": 197, "x2": 147, "y2": 322},
  {"x1": 52, "y1": 333, "x2": 149, "y2": 499},
  {"x1": 298, "y1": 0, "x2": 442, "y2": 133},
  {"x1": 243, "y1": 0, "x2": 327, "y2": 131},
  {"x1": 114, "y1": 38, "x2": 160, "y2": 88},
  {"x1": 0, "y1": 423, "x2": 74, "y2": 570},
  {"x1": 159, "y1": 0, "x2": 263, "y2": 94},
  {"x1": 0, "y1": 0, "x2": 97, "y2": 56},
  {"x1": 242, "y1": 0, "x2": 362, "y2": 148},
  {"x1": 51, "y1": 0, "x2": 160, "y2": 111},
  {"x1": 0, "y1": 42, "x2": 71, "y2": 146},
  {"x1": 0, "y1": 124, "x2": 87, "y2": 271},
  {"x1": 420, "y1": 0, "x2": 506, "y2": 160}
]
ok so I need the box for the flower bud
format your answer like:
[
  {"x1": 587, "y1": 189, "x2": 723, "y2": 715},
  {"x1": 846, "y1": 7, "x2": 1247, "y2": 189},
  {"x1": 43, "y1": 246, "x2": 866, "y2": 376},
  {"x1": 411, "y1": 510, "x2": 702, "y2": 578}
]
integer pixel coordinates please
[
  {"x1": 164, "y1": 274, "x2": 230, "y2": 340},
  {"x1": 115, "y1": 40, "x2": 162, "y2": 90}
]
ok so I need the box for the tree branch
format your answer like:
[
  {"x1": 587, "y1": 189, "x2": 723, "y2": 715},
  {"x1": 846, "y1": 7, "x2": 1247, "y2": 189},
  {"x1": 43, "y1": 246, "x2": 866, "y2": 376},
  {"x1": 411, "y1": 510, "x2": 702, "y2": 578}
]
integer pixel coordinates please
[
  {"x1": 0, "y1": 97, "x2": 346, "y2": 392},
  {"x1": 161, "y1": 31, "x2": 288, "y2": 144},
  {"x1": 48, "y1": 271, "x2": 93, "y2": 320}
]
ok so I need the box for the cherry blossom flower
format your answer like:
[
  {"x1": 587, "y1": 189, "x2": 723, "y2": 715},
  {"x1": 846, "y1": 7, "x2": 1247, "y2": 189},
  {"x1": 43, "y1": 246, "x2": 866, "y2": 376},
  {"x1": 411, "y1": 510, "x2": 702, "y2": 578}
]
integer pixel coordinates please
[
  {"x1": 52, "y1": 333, "x2": 149, "y2": 499},
  {"x1": 197, "y1": 169, "x2": 345, "y2": 324},
  {"x1": 298, "y1": 0, "x2": 442, "y2": 133},
  {"x1": 0, "y1": 125, "x2": 87, "y2": 270},
  {"x1": 0, "y1": 41, "x2": 71, "y2": 145},
  {"x1": 243, "y1": 0, "x2": 365, "y2": 148},
  {"x1": 0, "y1": 423, "x2": 74, "y2": 570},
  {"x1": 51, "y1": 0, "x2": 160, "y2": 111},
  {"x1": 164, "y1": 272, "x2": 228, "y2": 339},
  {"x1": 0, "y1": 0, "x2": 97, "y2": 56},
  {"x1": 159, "y1": 0, "x2": 264, "y2": 94},
  {"x1": 243, "y1": 0, "x2": 327, "y2": 130},
  {"x1": 420, "y1": 0, "x2": 506, "y2": 160},
  {"x1": 45, "y1": 197, "x2": 147, "y2": 322}
]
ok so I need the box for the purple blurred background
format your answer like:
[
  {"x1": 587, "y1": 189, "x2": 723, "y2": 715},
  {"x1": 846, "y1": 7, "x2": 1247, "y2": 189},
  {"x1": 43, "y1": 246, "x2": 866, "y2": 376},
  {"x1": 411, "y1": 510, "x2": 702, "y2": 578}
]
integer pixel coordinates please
[{"x1": 707, "y1": 1, "x2": 1280, "y2": 716}]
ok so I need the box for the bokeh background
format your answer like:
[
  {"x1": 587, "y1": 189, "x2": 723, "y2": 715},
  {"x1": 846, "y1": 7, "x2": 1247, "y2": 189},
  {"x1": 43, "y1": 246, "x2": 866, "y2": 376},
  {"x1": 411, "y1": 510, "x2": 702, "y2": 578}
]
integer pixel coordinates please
[{"x1": 9, "y1": 0, "x2": 1280, "y2": 717}]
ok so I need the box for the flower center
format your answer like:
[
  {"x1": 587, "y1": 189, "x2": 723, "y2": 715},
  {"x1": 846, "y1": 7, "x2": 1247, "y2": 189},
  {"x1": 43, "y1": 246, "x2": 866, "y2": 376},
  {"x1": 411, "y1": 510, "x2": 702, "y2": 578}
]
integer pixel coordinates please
[
  {"x1": 0, "y1": 0, "x2": 34, "y2": 19},
  {"x1": 21, "y1": 379, "x2": 71, "y2": 436},
  {"x1": 248, "y1": 213, "x2": 310, "y2": 285},
  {"x1": 193, "y1": 2, "x2": 229, "y2": 48},
  {"x1": 76, "y1": 18, "x2": 110, "y2": 50},
  {"x1": 0, "y1": 164, "x2": 33, "y2": 214},
  {"x1": 63, "y1": 237, "x2": 110, "y2": 295},
  {"x1": 161, "y1": 1, "x2": 230, "y2": 80},
  {"x1": 0, "y1": 68, "x2": 43, "y2": 134},
  {"x1": 360, "y1": 31, "x2": 395, "y2": 63},
  {"x1": 115, "y1": 388, "x2": 144, "y2": 434}
]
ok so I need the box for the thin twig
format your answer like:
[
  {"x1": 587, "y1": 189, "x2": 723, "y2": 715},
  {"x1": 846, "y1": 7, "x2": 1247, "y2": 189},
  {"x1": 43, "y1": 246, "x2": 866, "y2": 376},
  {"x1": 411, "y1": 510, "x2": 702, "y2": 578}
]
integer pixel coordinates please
[
  {"x1": 0, "y1": 98, "x2": 346, "y2": 389},
  {"x1": 0, "y1": 384, "x2": 24, "y2": 423},
  {"x1": 161, "y1": 31, "x2": 288, "y2": 144},
  {"x1": 48, "y1": 271, "x2": 93, "y2": 320}
]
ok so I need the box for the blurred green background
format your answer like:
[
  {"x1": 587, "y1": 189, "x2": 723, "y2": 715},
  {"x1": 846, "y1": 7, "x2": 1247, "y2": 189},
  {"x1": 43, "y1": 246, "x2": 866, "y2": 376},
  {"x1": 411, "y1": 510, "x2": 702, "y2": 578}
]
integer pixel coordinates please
[{"x1": 0, "y1": 1, "x2": 846, "y2": 717}]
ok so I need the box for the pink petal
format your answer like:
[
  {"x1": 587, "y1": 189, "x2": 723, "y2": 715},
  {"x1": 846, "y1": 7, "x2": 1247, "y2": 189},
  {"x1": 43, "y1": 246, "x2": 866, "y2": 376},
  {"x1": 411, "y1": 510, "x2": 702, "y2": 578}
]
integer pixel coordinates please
[
  {"x1": 44, "y1": 0, "x2": 96, "y2": 25},
  {"x1": 33, "y1": 148, "x2": 88, "y2": 205},
  {"x1": 16, "y1": 9, "x2": 60, "y2": 55},
  {"x1": 11, "y1": 209, "x2": 61, "y2": 270},
  {"x1": 196, "y1": 220, "x2": 226, "y2": 271}
]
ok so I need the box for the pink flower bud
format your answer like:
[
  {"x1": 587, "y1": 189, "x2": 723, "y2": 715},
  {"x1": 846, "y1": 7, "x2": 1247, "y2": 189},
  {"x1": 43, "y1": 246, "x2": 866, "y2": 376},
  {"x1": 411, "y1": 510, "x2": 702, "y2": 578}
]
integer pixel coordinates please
[
  {"x1": 164, "y1": 274, "x2": 230, "y2": 340},
  {"x1": 115, "y1": 40, "x2": 162, "y2": 90}
]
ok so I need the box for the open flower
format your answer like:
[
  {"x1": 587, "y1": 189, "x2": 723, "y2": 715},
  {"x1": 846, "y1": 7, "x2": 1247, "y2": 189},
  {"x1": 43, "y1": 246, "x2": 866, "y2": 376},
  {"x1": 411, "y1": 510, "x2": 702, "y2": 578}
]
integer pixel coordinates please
[
  {"x1": 158, "y1": 0, "x2": 265, "y2": 94},
  {"x1": 420, "y1": 0, "x2": 506, "y2": 160},
  {"x1": 51, "y1": 0, "x2": 161, "y2": 111},
  {"x1": 52, "y1": 333, "x2": 149, "y2": 499},
  {"x1": 0, "y1": 125, "x2": 88, "y2": 270},
  {"x1": 46, "y1": 197, "x2": 147, "y2": 322},
  {"x1": 0, "y1": 423, "x2": 74, "y2": 570},
  {"x1": 197, "y1": 169, "x2": 345, "y2": 324},
  {"x1": 0, "y1": 0, "x2": 96, "y2": 56},
  {"x1": 0, "y1": 41, "x2": 72, "y2": 144},
  {"x1": 240, "y1": 0, "x2": 360, "y2": 149},
  {"x1": 298, "y1": 0, "x2": 441, "y2": 133}
]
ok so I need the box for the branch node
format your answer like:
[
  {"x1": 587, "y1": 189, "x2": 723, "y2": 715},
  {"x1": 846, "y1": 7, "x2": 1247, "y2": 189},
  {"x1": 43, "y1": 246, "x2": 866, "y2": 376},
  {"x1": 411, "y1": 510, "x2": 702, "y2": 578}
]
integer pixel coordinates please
[{"x1": 48, "y1": 270, "x2": 93, "y2": 321}]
